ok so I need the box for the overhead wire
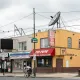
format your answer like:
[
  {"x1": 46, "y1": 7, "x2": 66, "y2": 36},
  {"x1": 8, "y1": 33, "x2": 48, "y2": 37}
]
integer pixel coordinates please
[
  {"x1": 1, "y1": 25, "x2": 80, "y2": 38},
  {"x1": 1, "y1": 12, "x2": 80, "y2": 31},
  {"x1": 60, "y1": 16, "x2": 66, "y2": 29},
  {"x1": 2, "y1": 10, "x2": 80, "y2": 36},
  {"x1": 2, "y1": 23, "x2": 80, "y2": 34},
  {"x1": 0, "y1": 13, "x2": 33, "y2": 28},
  {"x1": 36, "y1": 11, "x2": 80, "y2": 13},
  {"x1": 36, "y1": 13, "x2": 50, "y2": 19},
  {"x1": 36, "y1": 12, "x2": 80, "y2": 25}
]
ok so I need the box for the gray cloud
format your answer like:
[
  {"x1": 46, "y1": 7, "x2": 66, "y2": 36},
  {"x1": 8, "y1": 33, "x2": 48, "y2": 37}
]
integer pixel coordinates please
[
  {"x1": 0, "y1": 0, "x2": 80, "y2": 38},
  {"x1": 26, "y1": 0, "x2": 52, "y2": 12},
  {"x1": 0, "y1": 0, "x2": 12, "y2": 9}
]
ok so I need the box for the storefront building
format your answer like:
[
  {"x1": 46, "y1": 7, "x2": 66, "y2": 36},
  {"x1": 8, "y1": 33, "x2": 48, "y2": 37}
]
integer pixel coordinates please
[
  {"x1": 30, "y1": 48, "x2": 55, "y2": 73},
  {"x1": 30, "y1": 29, "x2": 80, "y2": 73},
  {"x1": 0, "y1": 52, "x2": 12, "y2": 73},
  {"x1": 9, "y1": 52, "x2": 31, "y2": 72},
  {"x1": 10, "y1": 35, "x2": 32, "y2": 72}
]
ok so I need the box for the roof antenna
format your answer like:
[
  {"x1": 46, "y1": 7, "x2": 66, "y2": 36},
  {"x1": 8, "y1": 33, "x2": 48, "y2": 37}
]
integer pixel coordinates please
[{"x1": 48, "y1": 11, "x2": 61, "y2": 29}]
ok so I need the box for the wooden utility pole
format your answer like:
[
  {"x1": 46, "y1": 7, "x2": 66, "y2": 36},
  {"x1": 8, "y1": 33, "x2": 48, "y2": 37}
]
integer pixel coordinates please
[{"x1": 33, "y1": 8, "x2": 36, "y2": 77}]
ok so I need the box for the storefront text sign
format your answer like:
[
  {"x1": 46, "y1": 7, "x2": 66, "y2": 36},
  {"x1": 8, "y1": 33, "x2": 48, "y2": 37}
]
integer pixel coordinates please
[
  {"x1": 65, "y1": 53, "x2": 75, "y2": 56},
  {"x1": 33, "y1": 54, "x2": 36, "y2": 60},
  {"x1": 35, "y1": 50, "x2": 49, "y2": 56},
  {"x1": 0, "y1": 53, "x2": 8, "y2": 58},
  {"x1": 35, "y1": 50, "x2": 48, "y2": 54},
  {"x1": 30, "y1": 48, "x2": 55, "y2": 56},
  {"x1": 9, "y1": 52, "x2": 30, "y2": 59},
  {"x1": 61, "y1": 48, "x2": 66, "y2": 55},
  {"x1": 48, "y1": 30, "x2": 55, "y2": 47}
]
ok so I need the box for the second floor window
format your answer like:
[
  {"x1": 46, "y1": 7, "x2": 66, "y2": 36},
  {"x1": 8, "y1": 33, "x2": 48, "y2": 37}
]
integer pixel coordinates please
[
  {"x1": 18, "y1": 42, "x2": 27, "y2": 50},
  {"x1": 68, "y1": 37, "x2": 72, "y2": 48},
  {"x1": 40, "y1": 38, "x2": 49, "y2": 48}
]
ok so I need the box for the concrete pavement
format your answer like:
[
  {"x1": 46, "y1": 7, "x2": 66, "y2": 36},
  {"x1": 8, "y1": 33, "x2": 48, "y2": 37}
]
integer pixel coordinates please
[{"x1": 0, "y1": 72, "x2": 79, "y2": 78}]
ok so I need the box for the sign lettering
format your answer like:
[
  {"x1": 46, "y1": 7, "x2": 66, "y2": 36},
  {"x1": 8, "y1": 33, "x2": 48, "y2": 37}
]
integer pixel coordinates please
[
  {"x1": 35, "y1": 50, "x2": 48, "y2": 54},
  {"x1": 48, "y1": 30, "x2": 55, "y2": 46}
]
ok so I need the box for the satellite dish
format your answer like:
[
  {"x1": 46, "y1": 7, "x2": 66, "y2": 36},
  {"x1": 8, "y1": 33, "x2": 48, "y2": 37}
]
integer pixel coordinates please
[{"x1": 48, "y1": 11, "x2": 60, "y2": 26}]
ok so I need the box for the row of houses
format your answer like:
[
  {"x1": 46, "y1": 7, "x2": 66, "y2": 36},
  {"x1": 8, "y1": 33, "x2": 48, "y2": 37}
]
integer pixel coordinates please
[{"x1": 0, "y1": 29, "x2": 80, "y2": 73}]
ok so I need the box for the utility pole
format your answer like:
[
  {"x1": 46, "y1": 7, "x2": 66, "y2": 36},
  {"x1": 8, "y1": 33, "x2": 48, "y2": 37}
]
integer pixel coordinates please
[{"x1": 33, "y1": 8, "x2": 36, "y2": 77}]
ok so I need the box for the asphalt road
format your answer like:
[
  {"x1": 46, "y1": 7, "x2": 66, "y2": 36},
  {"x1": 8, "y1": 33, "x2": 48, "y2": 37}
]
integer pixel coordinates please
[{"x1": 0, "y1": 77, "x2": 80, "y2": 80}]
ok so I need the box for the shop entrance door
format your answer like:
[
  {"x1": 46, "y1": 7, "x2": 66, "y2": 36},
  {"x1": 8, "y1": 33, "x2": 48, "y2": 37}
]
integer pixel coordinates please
[
  {"x1": 1, "y1": 60, "x2": 12, "y2": 73},
  {"x1": 27, "y1": 60, "x2": 31, "y2": 67},
  {"x1": 23, "y1": 60, "x2": 31, "y2": 69},
  {"x1": 56, "y1": 58, "x2": 63, "y2": 72}
]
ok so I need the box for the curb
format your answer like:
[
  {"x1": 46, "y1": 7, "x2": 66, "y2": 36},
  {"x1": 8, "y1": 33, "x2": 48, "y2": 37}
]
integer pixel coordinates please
[{"x1": 0, "y1": 75, "x2": 66, "y2": 78}]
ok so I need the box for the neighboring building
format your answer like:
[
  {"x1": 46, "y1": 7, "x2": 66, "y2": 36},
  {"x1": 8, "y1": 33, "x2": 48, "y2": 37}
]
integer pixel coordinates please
[
  {"x1": 0, "y1": 39, "x2": 13, "y2": 73},
  {"x1": 9, "y1": 35, "x2": 32, "y2": 72},
  {"x1": 30, "y1": 29, "x2": 80, "y2": 73}
]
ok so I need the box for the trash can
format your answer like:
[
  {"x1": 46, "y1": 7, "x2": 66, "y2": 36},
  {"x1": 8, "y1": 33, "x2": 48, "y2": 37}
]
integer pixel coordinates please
[{"x1": 78, "y1": 69, "x2": 80, "y2": 76}]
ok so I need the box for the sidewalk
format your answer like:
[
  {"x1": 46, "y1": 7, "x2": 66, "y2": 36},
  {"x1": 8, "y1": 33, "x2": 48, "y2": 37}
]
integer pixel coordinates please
[{"x1": 0, "y1": 72, "x2": 79, "y2": 78}]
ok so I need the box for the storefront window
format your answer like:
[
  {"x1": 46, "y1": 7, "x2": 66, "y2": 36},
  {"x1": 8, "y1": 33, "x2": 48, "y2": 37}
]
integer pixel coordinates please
[
  {"x1": 13, "y1": 59, "x2": 23, "y2": 70},
  {"x1": 37, "y1": 57, "x2": 52, "y2": 67}
]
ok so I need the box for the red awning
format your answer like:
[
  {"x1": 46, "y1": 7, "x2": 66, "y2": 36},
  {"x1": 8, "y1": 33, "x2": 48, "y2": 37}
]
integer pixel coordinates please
[{"x1": 30, "y1": 48, "x2": 55, "y2": 56}]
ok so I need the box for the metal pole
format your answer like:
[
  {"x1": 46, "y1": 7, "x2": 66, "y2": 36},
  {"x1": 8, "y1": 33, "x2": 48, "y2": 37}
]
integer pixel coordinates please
[
  {"x1": 3, "y1": 60, "x2": 4, "y2": 75},
  {"x1": 59, "y1": 16, "x2": 60, "y2": 28},
  {"x1": 57, "y1": 22, "x2": 58, "y2": 29},
  {"x1": 33, "y1": 8, "x2": 36, "y2": 77}
]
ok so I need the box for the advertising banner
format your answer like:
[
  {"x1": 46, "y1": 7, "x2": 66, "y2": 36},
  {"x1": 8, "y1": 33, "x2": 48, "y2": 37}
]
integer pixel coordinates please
[
  {"x1": 48, "y1": 30, "x2": 55, "y2": 47},
  {"x1": 9, "y1": 52, "x2": 30, "y2": 59}
]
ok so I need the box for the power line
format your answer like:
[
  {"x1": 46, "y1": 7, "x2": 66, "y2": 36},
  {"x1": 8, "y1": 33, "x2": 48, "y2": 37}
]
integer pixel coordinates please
[
  {"x1": 1, "y1": 12, "x2": 80, "y2": 30},
  {"x1": 2, "y1": 23, "x2": 80, "y2": 34},
  {"x1": 36, "y1": 13, "x2": 80, "y2": 24},
  {"x1": 37, "y1": 12, "x2": 80, "y2": 24},
  {"x1": 61, "y1": 25, "x2": 80, "y2": 30},
  {"x1": 36, "y1": 13, "x2": 50, "y2": 19},
  {"x1": 0, "y1": 24, "x2": 48, "y2": 33},
  {"x1": 36, "y1": 11, "x2": 80, "y2": 13},
  {"x1": 1, "y1": 26, "x2": 80, "y2": 38},
  {"x1": 0, "y1": 13, "x2": 33, "y2": 28},
  {"x1": 60, "y1": 16, "x2": 66, "y2": 29},
  {"x1": 63, "y1": 18, "x2": 80, "y2": 23}
]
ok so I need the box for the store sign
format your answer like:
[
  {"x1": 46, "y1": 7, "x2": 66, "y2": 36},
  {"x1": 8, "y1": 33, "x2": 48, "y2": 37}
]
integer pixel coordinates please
[
  {"x1": 31, "y1": 38, "x2": 38, "y2": 43},
  {"x1": 9, "y1": 52, "x2": 30, "y2": 59},
  {"x1": 30, "y1": 48, "x2": 55, "y2": 56},
  {"x1": 33, "y1": 54, "x2": 36, "y2": 60},
  {"x1": 35, "y1": 50, "x2": 48, "y2": 54},
  {"x1": 0, "y1": 53, "x2": 8, "y2": 57},
  {"x1": 65, "y1": 53, "x2": 75, "y2": 56},
  {"x1": 35, "y1": 50, "x2": 49, "y2": 56},
  {"x1": 61, "y1": 48, "x2": 66, "y2": 55},
  {"x1": 48, "y1": 30, "x2": 55, "y2": 47}
]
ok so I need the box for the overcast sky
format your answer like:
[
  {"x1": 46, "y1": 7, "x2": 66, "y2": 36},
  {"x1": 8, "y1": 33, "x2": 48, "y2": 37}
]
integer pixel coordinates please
[{"x1": 0, "y1": 0, "x2": 80, "y2": 38}]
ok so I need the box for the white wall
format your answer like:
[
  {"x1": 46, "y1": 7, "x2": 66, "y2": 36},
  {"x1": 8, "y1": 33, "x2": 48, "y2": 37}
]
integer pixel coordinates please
[{"x1": 12, "y1": 35, "x2": 32, "y2": 52}]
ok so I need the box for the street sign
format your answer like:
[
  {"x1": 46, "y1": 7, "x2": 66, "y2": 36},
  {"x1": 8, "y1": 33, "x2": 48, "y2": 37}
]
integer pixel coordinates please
[
  {"x1": 31, "y1": 38, "x2": 38, "y2": 43},
  {"x1": 33, "y1": 54, "x2": 36, "y2": 60}
]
